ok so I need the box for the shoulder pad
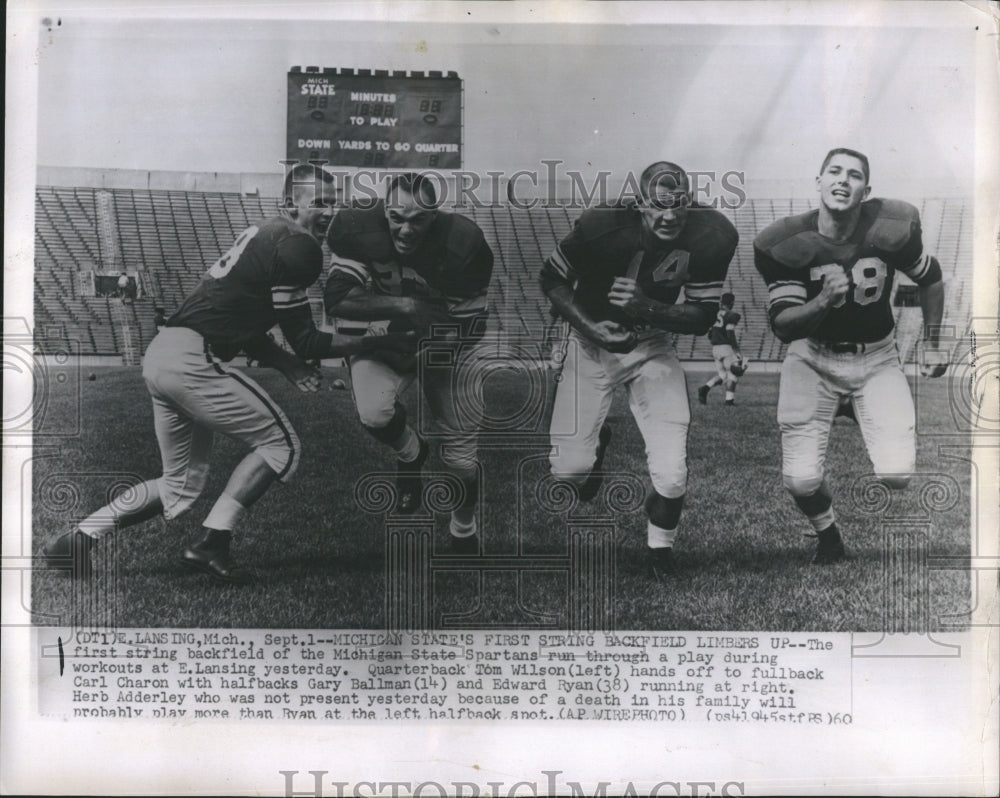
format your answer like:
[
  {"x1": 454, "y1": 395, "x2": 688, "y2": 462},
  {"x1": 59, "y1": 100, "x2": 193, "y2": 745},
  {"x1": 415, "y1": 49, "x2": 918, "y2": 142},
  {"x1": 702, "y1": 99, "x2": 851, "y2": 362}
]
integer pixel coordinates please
[
  {"x1": 686, "y1": 205, "x2": 739, "y2": 250},
  {"x1": 754, "y1": 211, "x2": 818, "y2": 269},
  {"x1": 438, "y1": 212, "x2": 487, "y2": 256},
  {"x1": 865, "y1": 198, "x2": 920, "y2": 253},
  {"x1": 573, "y1": 207, "x2": 635, "y2": 242}
]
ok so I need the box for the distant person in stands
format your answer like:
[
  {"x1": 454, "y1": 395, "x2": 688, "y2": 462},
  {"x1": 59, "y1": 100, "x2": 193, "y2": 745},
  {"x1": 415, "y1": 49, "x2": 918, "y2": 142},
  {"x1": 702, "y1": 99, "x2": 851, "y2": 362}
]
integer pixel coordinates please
[
  {"x1": 117, "y1": 271, "x2": 130, "y2": 300},
  {"x1": 153, "y1": 306, "x2": 167, "y2": 333},
  {"x1": 42, "y1": 164, "x2": 415, "y2": 585},
  {"x1": 753, "y1": 147, "x2": 948, "y2": 565},
  {"x1": 698, "y1": 291, "x2": 744, "y2": 406}
]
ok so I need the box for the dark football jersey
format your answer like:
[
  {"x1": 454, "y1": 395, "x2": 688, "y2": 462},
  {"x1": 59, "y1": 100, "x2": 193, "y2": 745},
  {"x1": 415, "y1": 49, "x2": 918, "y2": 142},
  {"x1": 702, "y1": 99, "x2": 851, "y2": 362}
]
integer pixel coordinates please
[
  {"x1": 753, "y1": 198, "x2": 941, "y2": 344},
  {"x1": 540, "y1": 204, "x2": 738, "y2": 330},
  {"x1": 708, "y1": 309, "x2": 741, "y2": 346},
  {"x1": 167, "y1": 214, "x2": 330, "y2": 361},
  {"x1": 323, "y1": 201, "x2": 494, "y2": 336}
]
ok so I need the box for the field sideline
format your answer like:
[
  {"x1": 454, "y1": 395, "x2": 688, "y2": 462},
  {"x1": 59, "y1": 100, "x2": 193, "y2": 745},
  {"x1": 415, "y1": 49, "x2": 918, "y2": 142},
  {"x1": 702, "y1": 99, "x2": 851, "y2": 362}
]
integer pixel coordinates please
[{"x1": 29, "y1": 365, "x2": 971, "y2": 631}]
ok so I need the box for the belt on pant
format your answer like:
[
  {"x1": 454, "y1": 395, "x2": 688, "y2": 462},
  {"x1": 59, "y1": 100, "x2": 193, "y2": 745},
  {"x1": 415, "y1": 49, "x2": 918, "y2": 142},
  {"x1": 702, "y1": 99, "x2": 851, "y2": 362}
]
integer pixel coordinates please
[{"x1": 812, "y1": 339, "x2": 867, "y2": 355}]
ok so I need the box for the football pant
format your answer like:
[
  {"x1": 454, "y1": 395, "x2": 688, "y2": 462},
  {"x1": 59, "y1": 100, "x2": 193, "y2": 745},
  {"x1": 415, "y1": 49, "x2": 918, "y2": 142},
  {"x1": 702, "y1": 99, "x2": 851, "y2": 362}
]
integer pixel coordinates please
[
  {"x1": 549, "y1": 330, "x2": 689, "y2": 498},
  {"x1": 778, "y1": 334, "x2": 915, "y2": 497}
]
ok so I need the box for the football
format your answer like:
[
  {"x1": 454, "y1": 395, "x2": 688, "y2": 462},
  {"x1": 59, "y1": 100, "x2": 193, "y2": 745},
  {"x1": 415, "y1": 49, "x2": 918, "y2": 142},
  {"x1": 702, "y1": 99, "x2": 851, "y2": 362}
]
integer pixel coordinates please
[{"x1": 730, "y1": 356, "x2": 749, "y2": 377}]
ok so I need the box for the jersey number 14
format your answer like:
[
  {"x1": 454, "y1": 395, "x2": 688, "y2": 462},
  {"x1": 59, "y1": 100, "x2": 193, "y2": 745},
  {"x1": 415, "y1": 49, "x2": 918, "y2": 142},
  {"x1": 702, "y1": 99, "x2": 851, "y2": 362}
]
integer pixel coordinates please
[{"x1": 810, "y1": 257, "x2": 887, "y2": 308}]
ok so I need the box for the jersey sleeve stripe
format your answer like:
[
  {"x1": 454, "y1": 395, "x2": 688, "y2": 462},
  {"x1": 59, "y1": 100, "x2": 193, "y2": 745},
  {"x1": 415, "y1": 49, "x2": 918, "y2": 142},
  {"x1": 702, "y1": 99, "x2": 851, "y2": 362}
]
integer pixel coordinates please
[
  {"x1": 684, "y1": 281, "x2": 724, "y2": 288},
  {"x1": 767, "y1": 284, "x2": 807, "y2": 308},
  {"x1": 684, "y1": 285, "x2": 723, "y2": 301},
  {"x1": 900, "y1": 252, "x2": 930, "y2": 281},
  {"x1": 545, "y1": 245, "x2": 577, "y2": 281},
  {"x1": 447, "y1": 295, "x2": 489, "y2": 316},
  {"x1": 328, "y1": 257, "x2": 369, "y2": 285},
  {"x1": 272, "y1": 287, "x2": 310, "y2": 308}
]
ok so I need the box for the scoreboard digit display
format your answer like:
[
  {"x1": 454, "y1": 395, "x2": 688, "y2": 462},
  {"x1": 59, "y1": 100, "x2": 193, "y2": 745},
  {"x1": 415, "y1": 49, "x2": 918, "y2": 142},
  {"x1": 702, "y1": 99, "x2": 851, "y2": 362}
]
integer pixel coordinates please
[{"x1": 287, "y1": 67, "x2": 463, "y2": 169}]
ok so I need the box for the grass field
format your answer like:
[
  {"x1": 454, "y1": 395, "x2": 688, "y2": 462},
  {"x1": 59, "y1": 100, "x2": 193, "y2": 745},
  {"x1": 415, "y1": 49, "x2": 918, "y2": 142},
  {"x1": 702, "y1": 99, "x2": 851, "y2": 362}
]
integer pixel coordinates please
[{"x1": 30, "y1": 364, "x2": 971, "y2": 631}]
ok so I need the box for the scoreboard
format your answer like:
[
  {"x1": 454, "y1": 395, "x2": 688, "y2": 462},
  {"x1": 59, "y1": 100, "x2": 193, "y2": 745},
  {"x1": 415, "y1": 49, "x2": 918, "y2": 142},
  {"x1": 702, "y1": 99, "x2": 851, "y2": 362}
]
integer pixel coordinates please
[{"x1": 287, "y1": 67, "x2": 462, "y2": 169}]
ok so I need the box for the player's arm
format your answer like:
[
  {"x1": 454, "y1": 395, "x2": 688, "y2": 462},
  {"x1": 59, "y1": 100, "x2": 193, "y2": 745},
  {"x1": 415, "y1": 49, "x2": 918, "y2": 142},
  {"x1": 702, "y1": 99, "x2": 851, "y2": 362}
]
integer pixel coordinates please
[
  {"x1": 243, "y1": 332, "x2": 321, "y2": 393},
  {"x1": 540, "y1": 241, "x2": 636, "y2": 353},
  {"x1": 608, "y1": 239, "x2": 738, "y2": 335},
  {"x1": 899, "y1": 248, "x2": 946, "y2": 376},
  {"x1": 755, "y1": 245, "x2": 849, "y2": 343},
  {"x1": 607, "y1": 280, "x2": 716, "y2": 334},
  {"x1": 324, "y1": 257, "x2": 451, "y2": 329}
]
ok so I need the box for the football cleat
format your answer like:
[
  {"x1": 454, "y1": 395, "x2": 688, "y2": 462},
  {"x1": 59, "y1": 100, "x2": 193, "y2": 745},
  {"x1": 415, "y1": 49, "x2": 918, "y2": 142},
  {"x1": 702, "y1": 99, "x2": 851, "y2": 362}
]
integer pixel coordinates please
[
  {"x1": 181, "y1": 530, "x2": 254, "y2": 585},
  {"x1": 812, "y1": 524, "x2": 848, "y2": 565},
  {"x1": 697, "y1": 385, "x2": 710, "y2": 405},
  {"x1": 647, "y1": 546, "x2": 676, "y2": 580},
  {"x1": 395, "y1": 438, "x2": 429, "y2": 514},
  {"x1": 42, "y1": 529, "x2": 94, "y2": 580},
  {"x1": 725, "y1": 399, "x2": 735, "y2": 406},
  {"x1": 578, "y1": 424, "x2": 612, "y2": 502}
]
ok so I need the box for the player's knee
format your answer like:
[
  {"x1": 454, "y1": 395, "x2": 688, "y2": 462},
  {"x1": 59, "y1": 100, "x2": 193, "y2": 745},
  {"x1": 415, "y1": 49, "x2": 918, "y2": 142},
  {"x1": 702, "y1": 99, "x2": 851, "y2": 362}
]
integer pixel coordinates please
[
  {"x1": 648, "y1": 455, "x2": 687, "y2": 499},
  {"x1": 157, "y1": 465, "x2": 210, "y2": 519},
  {"x1": 549, "y1": 446, "x2": 593, "y2": 485},
  {"x1": 255, "y1": 433, "x2": 300, "y2": 484},
  {"x1": 783, "y1": 471, "x2": 823, "y2": 498}
]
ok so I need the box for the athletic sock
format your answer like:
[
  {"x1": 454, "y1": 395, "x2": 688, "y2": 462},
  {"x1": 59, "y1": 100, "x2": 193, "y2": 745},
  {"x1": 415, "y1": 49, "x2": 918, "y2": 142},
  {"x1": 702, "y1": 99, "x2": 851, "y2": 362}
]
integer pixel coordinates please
[{"x1": 647, "y1": 522, "x2": 677, "y2": 549}]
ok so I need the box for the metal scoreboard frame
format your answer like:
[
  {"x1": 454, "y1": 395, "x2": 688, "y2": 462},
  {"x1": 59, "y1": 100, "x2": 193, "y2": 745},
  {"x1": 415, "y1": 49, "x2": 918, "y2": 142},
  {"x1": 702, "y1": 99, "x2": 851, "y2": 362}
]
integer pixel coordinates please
[{"x1": 287, "y1": 66, "x2": 463, "y2": 170}]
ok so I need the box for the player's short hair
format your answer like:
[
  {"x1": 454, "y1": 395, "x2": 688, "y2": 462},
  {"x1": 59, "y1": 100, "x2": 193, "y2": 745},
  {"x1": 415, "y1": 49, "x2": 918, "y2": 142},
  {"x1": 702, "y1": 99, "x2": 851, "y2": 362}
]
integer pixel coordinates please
[
  {"x1": 386, "y1": 172, "x2": 439, "y2": 211},
  {"x1": 639, "y1": 162, "x2": 691, "y2": 202},
  {"x1": 721, "y1": 292, "x2": 735, "y2": 307},
  {"x1": 282, "y1": 163, "x2": 337, "y2": 208},
  {"x1": 820, "y1": 148, "x2": 870, "y2": 184}
]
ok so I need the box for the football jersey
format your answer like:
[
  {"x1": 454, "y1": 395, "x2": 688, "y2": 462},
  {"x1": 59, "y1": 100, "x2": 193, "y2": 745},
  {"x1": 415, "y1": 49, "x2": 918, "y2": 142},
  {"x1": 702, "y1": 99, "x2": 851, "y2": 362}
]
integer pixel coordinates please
[
  {"x1": 708, "y1": 308, "x2": 741, "y2": 346},
  {"x1": 323, "y1": 201, "x2": 494, "y2": 337},
  {"x1": 167, "y1": 214, "x2": 330, "y2": 361},
  {"x1": 754, "y1": 198, "x2": 941, "y2": 344},
  {"x1": 540, "y1": 204, "x2": 738, "y2": 330}
]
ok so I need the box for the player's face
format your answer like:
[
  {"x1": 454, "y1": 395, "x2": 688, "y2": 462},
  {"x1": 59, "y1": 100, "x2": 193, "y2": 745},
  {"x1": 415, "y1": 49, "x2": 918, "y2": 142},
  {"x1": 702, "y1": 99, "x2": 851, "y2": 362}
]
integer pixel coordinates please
[
  {"x1": 385, "y1": 189, "x2": 437, "y2": 255},
  {"x1": 816, "y1": 154, "x2": 870, "y2": 213},
  {"x1": 290, "y1": 185, "x2": 334, "y2": 240},
  {"x1": 638, "y1": 183, "x2": 690, "y2": 243}
]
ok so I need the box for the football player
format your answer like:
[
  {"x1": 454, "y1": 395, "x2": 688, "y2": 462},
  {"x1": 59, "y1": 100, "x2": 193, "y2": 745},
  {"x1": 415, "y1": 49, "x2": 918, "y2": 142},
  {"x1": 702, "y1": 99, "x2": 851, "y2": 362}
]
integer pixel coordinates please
[
  {"x1": 541, "y1": 161, "x2": 738, "y2": 578},
  {"x1": 323, "y1": 173, "x2": 494, "y2": 553},
  {"x1": 42, "y1": 164, "x2": 414, "y2": 584},
  {"x1": 754, "y1": 147, "x2": 947, "y2": 564},
  {"x1": 698, "y1": 291, "x2": 743, "y2": 406}
]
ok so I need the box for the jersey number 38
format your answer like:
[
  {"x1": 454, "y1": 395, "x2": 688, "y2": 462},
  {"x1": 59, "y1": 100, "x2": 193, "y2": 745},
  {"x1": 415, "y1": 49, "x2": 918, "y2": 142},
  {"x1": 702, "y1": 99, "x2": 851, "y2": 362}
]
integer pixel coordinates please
[{"x1": 809, "y1": 257, "x2": 887, "y2": 308}]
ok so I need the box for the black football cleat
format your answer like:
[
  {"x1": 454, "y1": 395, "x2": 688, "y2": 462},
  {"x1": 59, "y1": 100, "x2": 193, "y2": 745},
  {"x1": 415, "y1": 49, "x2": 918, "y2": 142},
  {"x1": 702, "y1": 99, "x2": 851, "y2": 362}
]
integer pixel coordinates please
[
  {"x1": 395, "y1": 439, "x2": 429, "y2": 514},
  {"x1": 42, "y1": 529, "x2": 95, "y2": 580},
  {"x1": 725, "y1": 398, "x2": 735, "y2": 406},
  {"x1": 181, "y1": 530, "x2": 254, "y2": 585},
  {"x1": 835, "y1": 398, "x2": 857, "y2": 424},
  {"x1": 647, "y1": 546, "x2": 676, "y2": 581},
  {"x1": 812, "y1": 524, "x2": 847, "y2": 565},
  {"x1": 697, "y1": 385, "x2": 710, "y2": 405},
  {"x1": 578, "y1": 424, "x2": 612, "y2": 502}
]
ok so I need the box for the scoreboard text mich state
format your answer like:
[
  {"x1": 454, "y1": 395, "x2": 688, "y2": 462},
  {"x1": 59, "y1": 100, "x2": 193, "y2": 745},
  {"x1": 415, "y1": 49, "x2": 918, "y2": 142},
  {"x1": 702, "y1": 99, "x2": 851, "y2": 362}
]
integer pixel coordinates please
[{"x1": 287, "y1": 67, "x2": 462, "y2": 169}]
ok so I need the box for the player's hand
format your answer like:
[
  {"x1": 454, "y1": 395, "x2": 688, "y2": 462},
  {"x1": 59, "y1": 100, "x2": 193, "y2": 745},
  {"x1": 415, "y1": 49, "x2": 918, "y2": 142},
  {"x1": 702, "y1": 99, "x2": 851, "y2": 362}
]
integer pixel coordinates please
[
  {"x1": 607, "y1": 277, "x2": 647, "y2": 317},
  {"x1": 920, "y1": 346, "x2": 949, "y2": 378},
  {"x1": 280, "y1": 359, "x2": 321, "y2": 392},
  {"x1": 407, "y1": 297, "x2": 453, "y2": 329},
  {"x1": 819, "y1": 270, "x2": 850, "y2": 306},
  {"x1": 587, "y1": 320, "x2": 637, "y2": 353}
]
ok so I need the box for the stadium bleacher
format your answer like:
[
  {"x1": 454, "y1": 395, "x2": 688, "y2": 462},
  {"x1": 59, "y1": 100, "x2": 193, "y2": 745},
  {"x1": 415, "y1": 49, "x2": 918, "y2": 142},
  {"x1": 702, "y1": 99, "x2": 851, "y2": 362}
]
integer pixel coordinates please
[{"x1": 33, "y1": 186, "x2": 973, "y2": 363}]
